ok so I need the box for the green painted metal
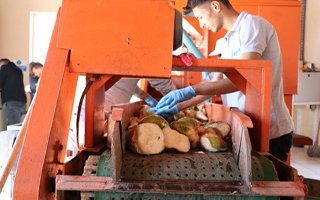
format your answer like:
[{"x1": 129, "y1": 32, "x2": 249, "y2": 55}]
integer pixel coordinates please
[
  {"x1": 251, "y1": 151, "x2": 278, "y2": 181},
  {"x1": 96, "y1": 150, "x2": 112, "y2": 177}
]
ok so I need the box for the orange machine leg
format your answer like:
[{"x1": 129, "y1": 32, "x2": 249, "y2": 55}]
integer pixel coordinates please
[
  {"x1": 85, "y1": 75, "x2": 121, "y2": 147},
  {"x1": 227, "y1": 66, "x2": 272, "y2": 152},
  {"x1": 13, "y1": 10, "x2": 79, "y2": 200}
]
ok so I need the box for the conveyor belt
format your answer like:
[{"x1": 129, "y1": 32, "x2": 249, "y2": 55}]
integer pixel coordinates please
[
  {"x1": 86, "y1": 150, "x2": 278, "y2": 200},
  {"x1": 98, "y1": 150, "x2": 241, "y2": 181}
]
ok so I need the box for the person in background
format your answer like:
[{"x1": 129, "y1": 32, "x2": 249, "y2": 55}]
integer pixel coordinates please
[
  {"x1": 27, "y1": 62, "x2": 38, "y2": 101},
  {"x1": 0, "y1": 58, "x2": 11, "y2": 69},
  {"x1": 151, "y1": 0, "x2": 294, "y2": 162},
  {"x1": 25, "y1": 62, "x2": 43, "y2": 101},
  {"x1": 30, "y1": 62, "x2": 43, "y2": 89},
  {"x1": 0, "y1": 58, "x2": 27, "y2": 126}
]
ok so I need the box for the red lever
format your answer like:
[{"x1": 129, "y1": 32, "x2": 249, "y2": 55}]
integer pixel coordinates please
[{"x1": 179, "y1": 53, "x2": 193, "y2": 66}]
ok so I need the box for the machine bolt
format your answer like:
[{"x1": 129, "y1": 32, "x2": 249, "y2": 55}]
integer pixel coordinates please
[{"x1": 127, "y1": 37, "x2": 131, "y2": 45}]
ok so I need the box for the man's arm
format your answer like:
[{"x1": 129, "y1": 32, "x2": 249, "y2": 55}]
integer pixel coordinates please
[
  {"x1": 150, "y1": 78, "x2": 237, "y2": 116},
  {"x1": 176, "y1": 95, "x2": 211, "y2": 111},
  {"x1": 241, "y1": 52, "x2": 261, "y2": 60},
  {"x1": 193, "y1": 78, "x2": 238, "y2": 96},
  {"x1": 176, "y1": 77, "x2": 238, "y2": 111},
  {"x1": 192, "y1": 52, "x2": 261, "y2": 95}
]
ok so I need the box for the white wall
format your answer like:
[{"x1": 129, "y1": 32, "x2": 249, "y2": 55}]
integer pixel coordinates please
[
  {"x1": 29, "y1": 12, "x2": 57, "y2": 64},
  {"x1": 292, "y1": 0, "x2": 320, "y2": 141},
  {"x1": 304, "y1": 0, "x2": 320, "y2": 69},
  {"x1": 293, "y1": 105, "x2": 320, "y2": 141},
  {"x1": 0, "y1": 0, "x2": 61, "y2": 61}
]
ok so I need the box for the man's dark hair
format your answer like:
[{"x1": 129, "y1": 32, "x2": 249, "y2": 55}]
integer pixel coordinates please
[
  {"x1": 31, "y1": 62, "x2": 43, "y2": 70},
  {"x1": 30, "y1": 62, "x2": 43, "y2": 77},
  {"x1": 29, "y1": 62, "x2": 36, "y2": 75},
  {"x1": 183, "y1": 0, "x2": 232, "y2": 15},
  {"x1": 0, "y1": 58, "x2": 11, "y2": 65},
  {"x1": 35, "y1": 62, "x2": 43, "y2": 68}
]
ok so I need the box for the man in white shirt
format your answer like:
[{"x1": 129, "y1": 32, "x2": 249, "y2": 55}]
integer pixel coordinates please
[{"x1": 151, "y1": 0, "x2": 294, "y2": 162}]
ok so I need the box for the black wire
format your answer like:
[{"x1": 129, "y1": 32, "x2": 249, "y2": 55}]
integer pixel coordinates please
[{"x1": 76, "y1": 79, "x2": 94, "y2": 151}]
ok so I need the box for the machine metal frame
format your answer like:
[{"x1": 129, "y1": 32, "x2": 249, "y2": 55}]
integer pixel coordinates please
[{"x1": 13, "y1": 0, "x2": 304, "y2": 199}]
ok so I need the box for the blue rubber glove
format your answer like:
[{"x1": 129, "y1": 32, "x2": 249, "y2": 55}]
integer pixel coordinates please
[
  {"x1": 149, "y1": 105, "x2": 179, "y2": 118},
  {"x1": 147, "y1": 106, "x2": 157, "y2": 113},
  {"x1": 156, "y1": 86, "x2": 196, "y2": 109},
  {"x1": 145, "y1": 97, "x2": 158, "y2": 107}
]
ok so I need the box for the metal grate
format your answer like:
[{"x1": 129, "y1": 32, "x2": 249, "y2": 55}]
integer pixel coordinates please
[
  {"x1": 95, "y1": 150, "x2": 277, "y2": 200},
  {"x1": 120, "y1": 150, "x2": 241, "y2": 181},
  {"x1": 81, "y1": 155, "x2": 100, "y2": 200}
]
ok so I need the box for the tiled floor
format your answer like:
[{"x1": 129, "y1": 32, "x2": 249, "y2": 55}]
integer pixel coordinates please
[{"x1": 291, "y1": 146, "x2": 320, "y2": 180}]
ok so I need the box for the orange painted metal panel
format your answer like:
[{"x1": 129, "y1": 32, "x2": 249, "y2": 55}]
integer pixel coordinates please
[
  {"x1": 85, "y1": 80, "x2": 106, "y2": 148},
  {"x1": 259, "y1": 6, "x2": 300, "y2": 94},
  {"x1": 57, "y1": 0, "x2": 175, "y2": 78},
  {"x1": 205, "y1": 103, "x2": 254, "y2": 128},
  {"x1": 231, "y1": 0, "x2": 300, "y2": 7},
  {"x1": 284, "y1": 95, "x2": 293, "y2": 114},
  {"x1": 175, "y1": 0, "x2": 187, "y2": 13}
]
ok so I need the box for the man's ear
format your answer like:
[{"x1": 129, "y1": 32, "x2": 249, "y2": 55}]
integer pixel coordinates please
[{"x1": 210, "y1": 1, "x2": 222, "y2": 12}]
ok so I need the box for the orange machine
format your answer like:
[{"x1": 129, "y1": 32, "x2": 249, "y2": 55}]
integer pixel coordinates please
[{"x1": 12, "y1": 0, "x2": 303, "y2": 199}]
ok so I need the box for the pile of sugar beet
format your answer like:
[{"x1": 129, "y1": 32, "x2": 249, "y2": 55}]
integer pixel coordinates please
[{"x1": 127, "y1": 104, "x2": 231, "y2": 155}]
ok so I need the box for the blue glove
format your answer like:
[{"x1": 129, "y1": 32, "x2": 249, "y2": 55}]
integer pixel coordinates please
[
  {"x1": 156, "y1": 86, "x2": 196, "y2": 109},
  {"x1": 147, "y1": 106, "x2": 157, "y2": 113},
  {"x1": 149, "y1": 105, "x2": 179, "y2": 118},
  {"x1": 145, "y1": 97, "x2": 158, "y2": 107}
]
